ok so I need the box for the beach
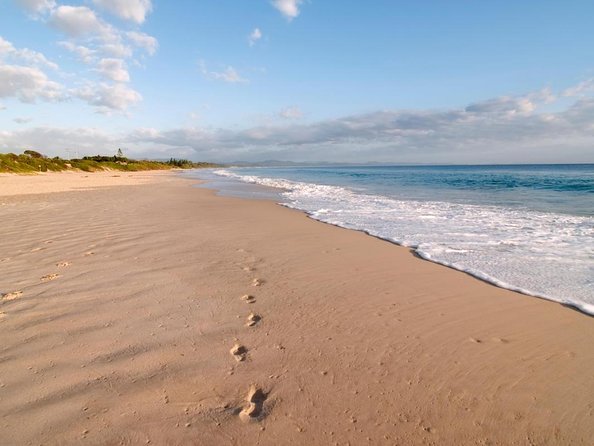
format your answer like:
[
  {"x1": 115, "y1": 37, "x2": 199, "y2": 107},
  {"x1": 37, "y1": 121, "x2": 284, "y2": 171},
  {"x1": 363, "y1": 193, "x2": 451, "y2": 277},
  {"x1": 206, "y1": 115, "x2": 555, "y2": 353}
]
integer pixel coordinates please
[{"x1": 1, "y1": 171, "x2": 593, "y2": 445}]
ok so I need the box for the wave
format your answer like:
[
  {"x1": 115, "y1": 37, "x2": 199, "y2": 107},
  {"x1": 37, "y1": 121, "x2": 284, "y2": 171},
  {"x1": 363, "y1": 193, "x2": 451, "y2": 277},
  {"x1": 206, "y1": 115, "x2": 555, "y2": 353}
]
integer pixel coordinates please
[{"x1": 214, "y1": 169, "x2": 594, "y2": 316}]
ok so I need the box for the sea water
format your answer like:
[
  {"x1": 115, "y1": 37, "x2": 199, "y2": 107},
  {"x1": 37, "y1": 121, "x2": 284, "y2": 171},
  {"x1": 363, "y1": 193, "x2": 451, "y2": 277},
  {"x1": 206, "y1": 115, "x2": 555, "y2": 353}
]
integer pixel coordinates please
[{"x1": 190, "y1": 164, "x2": 594, "y2": 315}]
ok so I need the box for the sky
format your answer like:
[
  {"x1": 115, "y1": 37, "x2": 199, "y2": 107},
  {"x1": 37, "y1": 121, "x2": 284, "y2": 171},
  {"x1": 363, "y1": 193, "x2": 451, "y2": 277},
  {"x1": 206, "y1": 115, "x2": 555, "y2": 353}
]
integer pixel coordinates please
[{"x1": 0, "y1": 0, "x2": 594, "y2": 164}]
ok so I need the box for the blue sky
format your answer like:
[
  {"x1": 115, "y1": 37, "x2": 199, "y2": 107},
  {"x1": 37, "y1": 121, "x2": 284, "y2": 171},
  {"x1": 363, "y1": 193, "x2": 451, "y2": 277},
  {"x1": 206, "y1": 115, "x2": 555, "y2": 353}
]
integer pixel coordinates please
[{"x1": 1, "y1": 0, "x2": 594, "y2": 163}]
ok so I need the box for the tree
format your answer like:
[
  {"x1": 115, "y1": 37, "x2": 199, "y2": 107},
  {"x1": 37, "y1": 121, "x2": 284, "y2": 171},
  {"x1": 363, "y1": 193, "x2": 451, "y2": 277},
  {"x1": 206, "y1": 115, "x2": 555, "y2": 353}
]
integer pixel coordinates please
[{"x1": 24, "y1": 150, "x2": 44, "y2": 159}]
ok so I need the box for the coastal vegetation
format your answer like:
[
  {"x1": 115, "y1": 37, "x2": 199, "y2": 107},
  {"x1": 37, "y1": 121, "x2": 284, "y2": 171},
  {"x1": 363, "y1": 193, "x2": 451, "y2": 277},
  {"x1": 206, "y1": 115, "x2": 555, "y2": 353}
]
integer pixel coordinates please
[{"x1": 0, "y1": 150, "x2": 219, "y2": 174}]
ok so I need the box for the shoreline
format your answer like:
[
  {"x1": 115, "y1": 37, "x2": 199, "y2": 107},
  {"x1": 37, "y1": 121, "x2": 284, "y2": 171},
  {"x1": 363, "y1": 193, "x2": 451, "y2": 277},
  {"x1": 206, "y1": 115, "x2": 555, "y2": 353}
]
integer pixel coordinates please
[
  {"x1": 298, "y1": 214, "x2": 594, "y2": 317},
  {"x1": 1, "y1": 171, "x2": 593, "y2": 445},
  {"x1": 208, "y1": 167, "x2": 594, "y2": 317}
]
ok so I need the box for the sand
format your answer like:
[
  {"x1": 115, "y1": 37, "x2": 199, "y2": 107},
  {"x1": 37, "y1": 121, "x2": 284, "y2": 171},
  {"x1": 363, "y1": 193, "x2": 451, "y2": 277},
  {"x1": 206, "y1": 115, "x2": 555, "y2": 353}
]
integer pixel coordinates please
[
  {"x1": 0, "y1": 172, "x2": 593, "y2": 445},
  {"x1": 0, "y1": 170, "x2": 174, "y2": 197}
]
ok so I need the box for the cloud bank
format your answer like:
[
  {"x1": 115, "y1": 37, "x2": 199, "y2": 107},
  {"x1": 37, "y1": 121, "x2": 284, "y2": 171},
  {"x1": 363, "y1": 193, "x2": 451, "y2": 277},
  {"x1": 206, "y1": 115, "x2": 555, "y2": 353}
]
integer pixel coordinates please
[{"x1": 2, "y1": 84, "x2": 594, "y2": 164}]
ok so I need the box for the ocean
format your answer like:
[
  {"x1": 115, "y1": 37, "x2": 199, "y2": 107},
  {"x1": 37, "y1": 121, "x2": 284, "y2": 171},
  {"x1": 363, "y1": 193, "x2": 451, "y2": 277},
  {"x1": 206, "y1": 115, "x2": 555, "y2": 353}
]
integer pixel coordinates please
[{"x1": 188, "y1": 164, "x2": 594, "y2": 315}]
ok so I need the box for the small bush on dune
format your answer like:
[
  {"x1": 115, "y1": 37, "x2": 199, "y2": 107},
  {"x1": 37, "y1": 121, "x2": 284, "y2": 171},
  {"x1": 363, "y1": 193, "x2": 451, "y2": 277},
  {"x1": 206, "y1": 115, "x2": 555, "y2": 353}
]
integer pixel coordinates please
[{"x1": 24, "y1": 150, "x2": 45, "y2": 159}]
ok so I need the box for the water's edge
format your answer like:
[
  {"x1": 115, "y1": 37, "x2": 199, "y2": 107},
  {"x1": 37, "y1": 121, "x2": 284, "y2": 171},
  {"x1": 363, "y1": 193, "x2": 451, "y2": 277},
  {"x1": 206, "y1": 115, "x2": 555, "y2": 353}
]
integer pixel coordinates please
[
  {"x1": 184, "y1": 168, "x2": 594, "y2": 317},
  {"x1": 278, "y1": 202, "x2": 594, "y2": 317}
]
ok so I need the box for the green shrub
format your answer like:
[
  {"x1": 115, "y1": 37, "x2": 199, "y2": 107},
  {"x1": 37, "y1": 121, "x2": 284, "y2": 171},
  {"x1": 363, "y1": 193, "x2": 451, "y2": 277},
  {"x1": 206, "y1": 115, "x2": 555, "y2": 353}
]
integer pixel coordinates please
[{"x1": 0, "y1": 150, "x2": 221, "y2": 174}]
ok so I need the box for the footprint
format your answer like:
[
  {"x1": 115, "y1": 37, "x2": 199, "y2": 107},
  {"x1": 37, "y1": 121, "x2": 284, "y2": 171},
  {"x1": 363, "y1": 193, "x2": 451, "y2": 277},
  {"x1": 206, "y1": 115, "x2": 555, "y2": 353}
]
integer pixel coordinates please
[
  {"x1": 246, "y1": 313, "x2": 261, "y2": 327},
  {"x1": 1, "y1": 291, "x2": 23, "y2": 301},
  {"x1": 41, "y1": 274, "x2": 60, "y2": 282},
  {"x1": 239, "y1": 385, "x2": 267, "y2": 423},
  {"x1": 84, "y1": 252, "x2": 94, "y2": 256},
  {"x1": 469, "y1": 337, "x2": 482, "y2": 344},
  {"x1": 0, "y1": 312, "x2": 6, "y2": 320},
  {"x1": 252, "y1": 278, "x2": 264, "y2": 287},
  {"x1": 492, "y1": 337, "x2": 510, "y2": 344},
  {"x1": 230, "y1": 343, "x2": 248, "y2": 362},
  {"x1": 56, "y1": 261, "x2": 71, "y2": 268},
  {"x1": 241, "y1": 295, "x2": 256, "y2": 304}
]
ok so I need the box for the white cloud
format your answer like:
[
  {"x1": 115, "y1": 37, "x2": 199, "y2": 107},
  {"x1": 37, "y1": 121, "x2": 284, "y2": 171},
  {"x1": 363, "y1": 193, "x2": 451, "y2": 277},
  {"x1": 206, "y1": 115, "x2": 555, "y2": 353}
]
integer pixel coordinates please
[
  {"x1": 74, "y1": 82, "x2": 142, "y2": 112},
  {"x1": 100, "y1": 42, "x2": 133, "y2": 58},
  {"x1": 58, "y1": 41, "x2": 96, "y2": 64},
  {"x1": 0, "y1": 64, "x2": 64, "y2": 102},
  {"x1": 199, "y1": 61, "x2": 248, "y2": 83},
  {"x1": 466, "y1": 96, "x2": 535, "y2": 115},
  {"x1": 213, "y1": 67, "x2": 247, "y2": 83},
  {"x1": 126, "y1": 31, "x2": 158, "y2": 55},
  {"x1": 0, "y1": 126, "x2": 115, "y2": 157},
  {"x1": 8, "y1": 2, "x2": 158, "y2": 114},
  {"x1": 272, "y1": 0, "x2": 303, "y2": 20},
  {"x1": 0, "y1": 37, "x2": 63, "y2": 103},
  {"x1": 15, "y1": 48, "x2": 59, "y2": 70},
  {"x1": 563, "y1": 78, "x2": 594, "y2": 97},
  {"x1": 279, "y1": 106, "x2": 303, "y2": 119},
  {"x1": 465, "y1": 88, "x2": 555, "y2": 116},
  {"x1": 15, "y1": 0, "x2": 56, "y2": 15},
  {"x1": 96, "y1": 58, "x2": 129, "y2": 82},
  {"x1": 93, "y1": 0, "x2": 153, "y2": 24},
  {"x1": 131, "y1": 127, "x2": 161, "y2": 139},
  {"x1": 0, "y1": 55, "x2": 139, "y2": 112},
  {"x1": 0, "y1": 37, "x2": 15, "y2": 54},
  {"x1": 0, "y1": 103, "x2": 7, "y2": 111},
  {"x1": 59, "y1": 39, "x2": 135, "y2": 65},
  {"x1": 249, "y1": 28, "x2": 262, "y2": 46},
  {"x1": 49, "y1": 7, "x2": 143, "y2": 61},
  {"x1": 0, "y1": 36, "x2": 58, "y2": 70},
  {"x1": 49, "y1": 5, "x2": 105, "y2": 37},
  {"x1": 14, "y1": 117, "x2": 33, "y2": 124}
]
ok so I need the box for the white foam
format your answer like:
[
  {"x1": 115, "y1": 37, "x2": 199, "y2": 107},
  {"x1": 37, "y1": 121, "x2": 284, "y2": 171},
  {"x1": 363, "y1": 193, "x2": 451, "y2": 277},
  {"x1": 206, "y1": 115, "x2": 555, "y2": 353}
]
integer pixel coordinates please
[{"x1": 215, "y1": 169, "x2": 594, "y2": 315}]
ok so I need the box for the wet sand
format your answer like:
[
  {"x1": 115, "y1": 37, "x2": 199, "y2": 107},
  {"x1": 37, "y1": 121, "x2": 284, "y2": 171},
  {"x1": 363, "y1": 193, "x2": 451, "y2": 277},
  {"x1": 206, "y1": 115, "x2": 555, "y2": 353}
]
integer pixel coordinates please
[{"x1": 1, "y1": 172, "x2": 593, "y2": 445}]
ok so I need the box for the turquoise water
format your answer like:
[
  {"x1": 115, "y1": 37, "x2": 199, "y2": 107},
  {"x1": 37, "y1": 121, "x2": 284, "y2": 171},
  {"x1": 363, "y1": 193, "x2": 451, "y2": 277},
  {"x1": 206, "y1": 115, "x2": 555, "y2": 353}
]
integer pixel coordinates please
[
  {"x1": 194, "y1": 164, "x2": 594, "y2": 315},
  {"x1": 225, "y1": 164, "x2": 594, "y2": 216}
]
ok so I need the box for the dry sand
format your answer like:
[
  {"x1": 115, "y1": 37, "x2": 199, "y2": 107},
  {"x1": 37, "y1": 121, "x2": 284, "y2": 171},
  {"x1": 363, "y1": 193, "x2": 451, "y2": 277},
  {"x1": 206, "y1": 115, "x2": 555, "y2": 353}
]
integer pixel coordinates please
[
  {"x1": 0, "y1": 172, "x2": 593, "y2": 445},
  {"x1": 0, "y1": 170, "x2": 174, "y2": 197}
]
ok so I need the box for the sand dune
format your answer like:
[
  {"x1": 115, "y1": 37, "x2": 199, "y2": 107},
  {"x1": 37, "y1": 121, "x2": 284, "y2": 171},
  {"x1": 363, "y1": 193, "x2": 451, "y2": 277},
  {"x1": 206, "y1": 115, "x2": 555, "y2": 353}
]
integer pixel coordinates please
[{"x1": 0, "y1": 172, "x2": 593, "y2": 445}]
